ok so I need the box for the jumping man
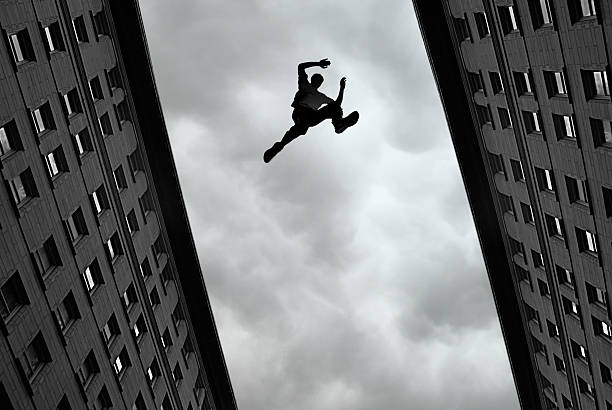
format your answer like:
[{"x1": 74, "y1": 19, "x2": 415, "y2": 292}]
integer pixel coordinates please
[{"x1": 263, "y1": 58, "x2": 359, "y2": 163}]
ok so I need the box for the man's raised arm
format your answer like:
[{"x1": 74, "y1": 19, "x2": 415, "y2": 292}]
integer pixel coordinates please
[{"x1": 298, "y1": 58, "x2": 330, "y2": 79}]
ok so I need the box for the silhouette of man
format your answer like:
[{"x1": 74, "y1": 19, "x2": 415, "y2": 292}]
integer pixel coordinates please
[{"x1": 263, "y1": 58, "x2": 359, "y2": 163}]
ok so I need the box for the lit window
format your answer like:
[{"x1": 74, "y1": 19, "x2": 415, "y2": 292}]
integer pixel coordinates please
[
  {"x1": 586, "y1": 282, "x2": 607, "y2": 307},
  {"x1": 593, "y1": 317, "x2": 612, "y2": 339},
  {"x1": 73, "y1": 128, "x2": 93, "y2": 156},
  {"x1": 529, "y1": 0, "x2": 553, "y2": 28},
  {"x1": 556, "y1": 265, "x2": 574, "y2": 287},
  {"x1": 132, "y1": 315, "x2": 146, "y2": 341},
  {"x1": 149, "y1": 287, "x2": 160, "y2": 308},
  {"x1": 8, "y1": 29, "x2": 36, "y2": 64},
  {"x1": 514, "y1": 71, "x2": 533, "y2": 95},
  {"x1": 62, "y1": 88, "x2": 82, "y2": 117},
  {"x1": 522, "y1": 111, "x2": 541, "y2": 133},
  {"x1": 161, "y1": 328, "x2": 172, "y2": 350},
  {"x1": 91, "y1": 185, "x2": 110, "y2": 215},
  {"x1": 139, "y1": 258, "x2": 152, "y2": 279},
  {"x1": 578, "y1": 377, "x2": 595, "y2": 397},
  {"x1": 576, "y1": 227, "x2": 598, "y2": 254},
  {"x1": 66, "y1": 207, "x2": 88, "y2": 243},
  {"x1": 0, "y1": 120, "x2": 22, "y2": 155},
  {"x1": 172, "y1": 363, "x2": 183, "y2": 385},
  {"x1": 572, "y1": 340, "x2": 588, "y2": 362},
  {"x1": 544, "y1": 70, "x2": 568, "y2": 97},
  {"x1": 590, "y1": 117, "x2": 612, "y2": 147},
  {"x1": 45, "y1": 146, "x2": 69, "y2": 178},
  {"x1": 521, "y1": 202, "x2": 534, "y2": 224},
  {"x1": 565, "y1": 176, "x2": 589, "y2": 204},
  {"x1": 499, "y1": 5, "x2": 519, "y2": 34},
  {"x1": 72, "y1": 16, "x2": 89, "y2": 43},
  {"x1": 122, "y1": 284, "x2": 137, "y2": 310},
  {"x1": 510, "y1": 159, "x2": 525, "y2": 182},
  {"x1": 583, "y1": 69, "x2": 610, "y2": 99},
  {"x1": 147, "y1": 359, "x2": 161, "y2": 385},
  {"x1": 9, "y1": 168, "x2": 37, "y2": 206},
  {"x1": 554, "y1": 355, "x2": 565, "y2": 372},
  {"x1": 101, "y1": 314, "x2": 120, "y2": 346},
  {"x1": 89, "y1": 77, "x2": 104, "y2": 101},
  {"x1": 489, "y1": 72, "x2": 503, "y2": 94},
  {"x1": 535, "y1": 168, "x2": 555, "y2": 192},
  {"x1": 0, "y1": 272, "x2": 29, "y2": 319},
  {"x1": 113, "y1": 348, "x2": 130, "y2": 376},
  {"x1": 563, "y1": 296, "x2": 580, "y2": 316},
  {"x1": 474, "y1": 12, "x2": 489, "y2": 39},
  {"x1": 532, "y1": 250, "x2": 544, "y2": 269},
  {"x1": 104, "y1": 232, "x2": 122, "y2": 261},
  {"x1": 498, "y1": 108, "x2": 512, "y2": 129},
  {"x1": 548, "y1": 320, "x2": 559, "y2": 338},
  {"x1": 553, "y1": 114, "x2": 576, "y2": 140},
  {"x1": 43, "y1": 22, "x2": 65, "y2": 52},
  {"x1": 31, "y1": 102, "x2": 55, "y2": 134},
  {"x1": 569, "y1": 0, "x2": 597, "y2": 23},
  {"x1": 99, "y1": 113, "x2": 113, "y2": 137},
  {"x1": 545, "y1": 214, "x2": 564, "y2": 238},
  {"x1": 82, "y1": 260, "x2": 103, "y2": 293},
  {"x1": 113, "y1": 165, "x2": 127, "y2": 191}
]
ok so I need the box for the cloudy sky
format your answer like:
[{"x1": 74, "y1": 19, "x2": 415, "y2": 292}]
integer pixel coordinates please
[{"x1": 139, "y1": 1, "x2": 520, "y2": 409}]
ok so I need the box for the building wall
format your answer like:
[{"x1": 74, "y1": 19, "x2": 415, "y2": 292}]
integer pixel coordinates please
[
  {"x1": 0, "y1": 1, "x2": 233, "y2": 409},
  {"x1": 420, "y1": 0, "x2": 612, "y2": 409}
]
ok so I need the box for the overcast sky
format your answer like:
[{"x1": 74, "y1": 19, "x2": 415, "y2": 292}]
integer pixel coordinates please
[{"x1": 139, "y1": 1, "x2": 520, "y2": 409}]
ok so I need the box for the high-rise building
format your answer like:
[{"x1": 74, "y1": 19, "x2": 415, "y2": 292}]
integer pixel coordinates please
[
  {"x1": 414, "y1": 1, "x2": 612, "y2": 409},
  {"x1": 0, "y1": 1, "x2": 236, "y2": 409}
]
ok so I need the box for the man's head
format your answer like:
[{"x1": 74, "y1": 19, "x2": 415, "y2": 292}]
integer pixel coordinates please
[{"x1": 310, "y1": 73, "x2": 324, "y2": 89}]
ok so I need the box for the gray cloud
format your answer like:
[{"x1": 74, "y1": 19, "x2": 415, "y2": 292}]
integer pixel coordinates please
[{"x1": 140, "y1": 1, "x2": 520, "y2": 410}]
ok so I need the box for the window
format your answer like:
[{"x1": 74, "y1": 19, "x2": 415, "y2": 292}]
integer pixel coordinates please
[
  {"x1": 489, "y1": 72, "x2": 503, "y2": 94},
  {"x1": 593, "y1": 317, "x2": 612, "y2": 340},
  {"x1": 147, "y1": 359, "x2": 161, "y2": 386},
  {"x1": 525, "y1": 302, "x2": 538, "y2": 323},
  {"x1": 566, "y1": 176, "x2": 589, "y2": 204},
  {"x1": 545, "y1": 214, "x2": 564, "y2": 238},
  {"x1": 97, "y1": 386, "x2": 112, "y2": 409},
  {"x1": 576, "y1": 227, "x2": 598, "y2": 254},
  {"x1": 535, "y1": 167, "x2": 555, "y2": 192},
  {"x1": 590, "y1": 117, "x2": 612, "y2": 147},
  {"x1": 563, "y1": 396, "x2": 573, "y2": 409},
  {"x1": 522, "y1": 111, "x2": 541, "y2": 134},
  {"x1": 82, "y1": 259, "x2": 103, "y2": 292},
  {"x1": 101, "y1": 314, "x2": 120, "y2": 346},
  {"x1": 23, "y1": 332, "x2": 51, "y2": 378},
  {"x1": 139, "y1": 258, "x2": 152, "y2": 279},
  {"x1": 514, "y1": 71, "x2": 533, "y2": 95},
  {"x1": 563, "y1": 296, "x2": 580, "y2": 317},
  {"x1": 66, "y1": 207, "x2": 88, "y2": 243},
  {"x1": 568, "y1": 0, "x2": 597, "y2": 23},
  {"x1": 113, "y1": 348, "x2": 130, "y2": 376},
  {"x1": 488, "y1": 152, "x2": 505, "y2": 176},
  {"x1": 161, "y1": 265, "x2": 174, "y2": 284},
  {"x1": 128, "y1": 148, "x2": 144, "y2": 176},
  {"x1": 73, "y1": 128, "x2": 93, "y2": 156},
  {"x1": 604, "y1": 186, "x2": 612, "y2": 217},
  {"x1": 583, "y1": 69, "x2": 610, "y2": 99},
  {"x1": 499, "y1": 5, "x2": 519, "y2": 34},
  {"x1": 556, "y1": 265, "x2": 574, "y2": 287},
  {"x1": 8, "y1": 29, "x2": 36, "y2": 64},
  {"x1": 153, "y1": 236, "x2": 166, "y2": 260},
  {"x1": 532, "y1": 335, "x2": 546, "y2": 358},
  {"x1": 498, "y1": 192, "x2": 514, "y2": 216},
  {"x1": 132, "y1": 314, "x2": 146, "y2": 341},
  {"x1": 34, "y1": 236, "x2": 62, "y2": 275},
  {"x1": 116, "y1": 100, "x2": 130, "y2": 123},
  {"x1": 510, "y1": 159, "x2": 525, "y2": 182},
  {"x1": 0, "y1": 272, "x2": 29, "y2": 319},
  {"x1": 172, "y1": 304, "x2": 184, "y2": 329},
  {"x1": 195, "y1": 371, "x2": 206, "y2": 405},
  {"x1": 9, "y1": 168, "x2": 37, "y2": 206},
  {"x1": 572, "y1": 340, "x2": 588, "y2": 362},
  {"x1": 586, "y1": 282, "x2": 607, "y2": 307},
  {"x1": 548, "y1": 320, "x2": 560, "y2": 339},
  {"x1": 552, "y1": 114, "x2": 576, "y2": 140},
  {"x1": 467, "y1": 71, "x2": 484, "y2": 94},
  {"x1": 181, "y1": 336, "x2": 194, "y2": 363},
  {"x1": 31, "y1": 102, "x2": 55, "y2": 134},
  {"x1": 54, "y1": 291, "x2": 80, "y2": 331},
  {"x1": 43, "y1": 22, "x2": 65, "y2": 52},
  {"x1": 92, "y1": 10, "x2": 110, "y2": 37},
  {"x1": 554, "y1": 355, "x2": 565, "y2": 372},
  {"x1": 454, "y1": 16, "x2": 472, "y2": 42},
  {"x1": 104, "y1": 232, "x2": 122, "y2": 261},
  {"x1": 72, "y1": 16, "x2": 89, "y2": 43},
  {"x1": 544, "y1": 70, "x2": 568, "y2": 97},
  {"x1": 133, "y1": 393, "x2": 146, "y2": 410},
  {"x1": 0, "y1": 120, "x2": 22, "y2": 155},
  {"x1": 476, "y1": 104, "x2": 492, "y2": 127},
  {"x1": 532, "y1": 250, "x2": 544, "y2": 269},
  {"x1": 514, "y1": 263, "x2": 531, "y2": 286},
  {"x1": 538, "y1": 278, "x2": 550, "y2": 297},
  {"x1": 99, "y1": 113, "x2": 113, "y2": 137},
  {"x1": 474, "y1": 12, "x2": 489, "y2": 38},
  {"x1": 62, "y1": 88, "x2": 82, "y2": 117},
  {"x1": 521, "y1": 202, "x2": 535, "y2": 224},
  {"x1": 509, "y1": 237, "x2": 525, "y2": 261},
  {"x1": 91, "y1": 185, "x2": 110, "y2": 215},
  {"x1": 78, "y1": 350, "x2": 99, "y2": 386},
  {"x1": 149, "y1": 287, "x2": 160, "y2": 308},
  {"x1": 529, "y1": 0, "x2": 553, "y2": 29},
  {"x1": 139, "y1": 189, "x2": 154, "y2": 216},
  {"x1": 161, "y1": 328, "x2": 172, "y2": 350},
  {"x1": 113, "y1": 165, "x2": 127, "y2": 191},
  {"x1": 601, "y1": 363, "x2": 612, "y2": 384},
  {"x1": 498, "y1": 108, "x2": 511, "y2": 129},
  {"x1": 161, "y1": 395, "x2": 172, "y2": 410},
  {"x1": 172, "y1": 363, "x2": 183, "y2": 385},
  {"x1": 89, "y1": 77, "x2": 104, "y2": 101},
  {"x1": 45, "y1": 145, "x2": 69, "y2": 178},
  {"x1": 122, "y1": 284, "x2": 137, "y2": 310},
  {"x1": 106, "y1": 66, "x2": 122, "y2": 90}
]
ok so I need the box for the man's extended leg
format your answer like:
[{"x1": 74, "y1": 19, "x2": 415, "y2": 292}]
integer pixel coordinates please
[{"x1": 263, "y1": 124, "x2": 308, "y2": 163}]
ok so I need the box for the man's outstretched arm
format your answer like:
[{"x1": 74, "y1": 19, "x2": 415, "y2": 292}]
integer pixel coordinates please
[
  {"x1": 298, "y1": 58, "x2": 330, "y2": 81},
  {"x1": 336, "y1": 77, "x2": 346, "y2": 105}
]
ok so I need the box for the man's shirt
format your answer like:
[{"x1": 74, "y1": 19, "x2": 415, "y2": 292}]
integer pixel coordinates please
[{"x1": 291, "y1": 69, "x2": 334, "y2": 110}]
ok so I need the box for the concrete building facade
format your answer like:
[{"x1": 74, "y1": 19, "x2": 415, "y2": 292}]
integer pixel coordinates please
[
  {"x1": 414, "y1": 1, "x2": 612, "y2": 409},
  {"x1": 0, "y1": 0, "x2": 236, "y2": 409}
]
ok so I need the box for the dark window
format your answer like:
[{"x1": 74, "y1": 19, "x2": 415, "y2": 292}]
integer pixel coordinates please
[
  {"x1": 522, "y1": 110, "x2": 541, "y2": 134},
  {"x1": 498, "y1": 108, "x2": 511, "y2": 129},
  {"x1": 535, "y1": 167, "x2": 555, "y2": 192},
  {"x1": 514, "y1": 263, "x2": 531, "y2": 286},
  {"x1": 544, "y1": 70, "x2": 568, "y2": 97},
  {"x1": 101, "y1": 314, "x2": 120, "y2": 346},
  {"x1": 128, "y1": 148, "x2": 144, "y2": 176},
  {"x1": 488, "y1": 152, "x2": 505, "y2": 176},
  {"x1": 571, "y1": 340, "x2": 589, "y2": 362},
  {"x1": 566, "y1": 176, "x2": 589, "y2": 204},
  {"x1": 568, "y1": 0, "x2": 597, "y2": 23},
  {"x1": 45, "y1": 145, "x2": 69, "y2": 178},
  {"x1": 556, "y1": 265, "x2": 574, "y2": 287},
  {"x1": 139, "y1": 189, "x2": 154, "y2": 215},
  {"x1": 66, "y1": 207, "x2": 88, "y2": 243},
  {"x1": 0, "y1": 120, "x2": 22, "y2": 155},
  {"x1": 586, "y1": 282, "x2": 607, "y2": 307},
  {"x1": 104, "y1": 232, "x2": 122, "y2": 261},
  {"x1": 122, "y1": 284, "x2": 137, "y2": 310},
  {"x1": 510, "y1": 159, "x2": 525, "y2": 182},
  {"x1": 563, "y1": 396, "x2": 573, "y2": 409},
  {"x1": 454, "y1": 17, "x2": 471, "y2": 42},
  {"x1": 31, "y1": 102, "x2": 55, "y2": 134},
  {"x1": 181, "y1": 336, "x2": 194, "y2": 363},
  {"x1": 62, "y1": 88, "x2": 82, "y2": 117},
  {"x1": 82, "y1": 259, "x2": 103, "y2": 293},
  {"x1": 499, "y1": 5, "x2": 520, "y2": 34},
  {"x1": 509, "y1": 236, "x2": 525, "y2": 260},
  {"x1": 601, "y1": 363, "x2": 612, "y2": 384},
  {"x1": 514, "y1": 71, "x2": 533, "y2": 95},
  {"x1": 593, "y1": 317, "x2": 612, "y2": 339},
  {"x1": 538, "y1": 278, "x2": 550, "y2": 296},
  {"x1": 552, "y1": 114, "x2": 576, "y2": 140},
  {"x1": 54, "y1": 291, "x2": 80, "y2": 331},
  {"x1": 590, "y1": 117, "x2": 612, "y2": 147},
  {"x1": 529, "y1": 0, "x2": 553, "y2": 29},
  {"x1": 172, "y1": 304, "x2": 184, "y2": 329},
  {"x1": 8, "y1": 29, "x2": 36, "y2": 64},
  {"x1": 521, "y1": 202, "x2": 534, "y2": 224},
  {"x1": 139, "y1": 258, "x2": 152, "y2": 279},
  {"x1": 89, "y1": 77, "x2": 104, "y2": 101},
  {"x1": 0, "y1": 272, "x2": 29, "y2": 319},
  {"x1": 34, "y1": 236, "x2": 62, "y2": 275},
  {"x1": 531, "y1": 250, "x2": 544, "y2": 269},
  {"x1": 92, "y1": 10, "x2": 110, "y2": 37},
  {"x1": 532, "y1": 335, "x2": 546, "y2": 357},
  {"x1": 132, "y1": 314, "x2": 146, "y2": 340},
  {"x1": 578, "y1": 377, "x2": 595, "y2": 397},
  {"x1": 99, "y1": 113, "x2": 113, "y2": 137},
  {"x1": 23, "y1": 332, "x2": 51, "y2": 378},
  {"x1": 576, "y1": 227, "x2": 598, "y2": 254},
  {"x1": 113, "y1": 348, "x2": 130, "y2": 376},
  {"x1": 9, "y1": 168, "x2": 38, "y2": 206},
  {"x1": 116, "y1": 100, "x2": 130, "y2": 123},
  {"x1": 72, "y1": 16, "x2": 89, "y2": 43},
  {"x1": 106, "y1": 66, "x2": 122, "y2": 90},
  {"x1": 498, "y1": 192, "x2": 514, "y2": 215},
  {"x1": 603, "y1": 186, "x2": 612, "y2": 217},
  {"x1": 467, "y1": 71, "x2": 484, "y2": 94},
  {"x1": 133, "y1": 393, "x2": 146, "y2": 410},
  {"x1": 153, "y1": 236, "x2": 166, "y2": 260},
  {"x1": 113, "y1": 165, "x2": 127, "y2": 191},
  {"x1": 489, "y1": 72, "x2": 503, "y2": 94},
  {"x1": 554, "y1": 355, "x2": 565, "y2": 372},
  {"x1": 91, "y1": 185, "x2": 110, "y2": 214},
  {"x1": 548, "y1": 320, "x2": 560, "y2": 339},
  {"x1": 43, "y1": 22, "x2": 64, "y2": 53},
  {"x1": 0, "y1": 383, "x2": 14, "y2": 410},
  {"x1": 161, "y1": 328, "x2": 172, "y2": 350},
  {"x1": 545, "y1": 214, "x2": 564, "y2": 238},
  {"x1": 563, "y1": 296, "x2": 581, "y2": 317},
  {"x1": 97, "y1": 386, "x2": 112, "y2": 409},
  {"x1": 147, "y1": 358, "x2": 161, "y2": 386},
  {"x1": 476, "y1": 104, "x2": 492, "y2": 127},
  {"x1": 78, "y1": 350, "x2": 99, "y2": 386},
  {"x1": 73, "y1": 128, "x2": 93, "y2": 156},
  {"x1": 149, "y1": 287, "x2": 160, "y2": 308},
  {"x1": 161, "y1": 265, "x2": 173, "y2": 284},
  {"x1": 474, "y1": 12, "x2": 489, "y2": 38},
  {"x1": 172, "y1": 363, "x2": 183, "y2": 385},
  {"x1": 582, "y1": 69, "x2": 610, "y2": 99}
]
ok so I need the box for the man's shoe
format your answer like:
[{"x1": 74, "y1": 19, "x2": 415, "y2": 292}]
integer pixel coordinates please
[
  {"x1": 334, "y1": 111, "x2": 359, "y2": 134},
  {"x1": 263, "y1": 142, "x2": 283, "y2": 163}
]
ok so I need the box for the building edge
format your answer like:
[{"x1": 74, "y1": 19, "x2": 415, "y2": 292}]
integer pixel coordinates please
[{"x1": 107, "y1": 1, "x2": 238, "y2": 409}]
